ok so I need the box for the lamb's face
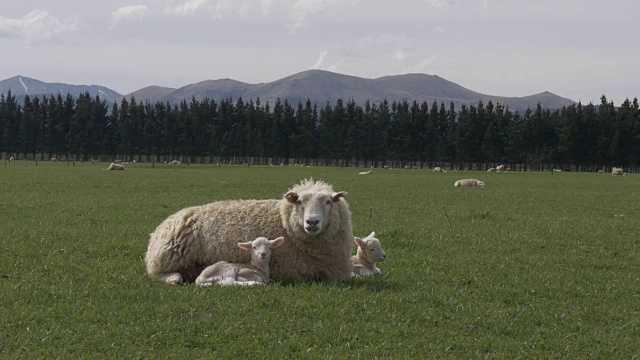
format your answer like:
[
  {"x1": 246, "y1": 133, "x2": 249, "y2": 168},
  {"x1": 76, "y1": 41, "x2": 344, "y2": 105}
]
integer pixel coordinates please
[
  {"x1": 286, "y1": 191, "x2": 347, "y2": 236},
  {"x1": 239, "y1": 237, "x2": 284, "y2": 263},
  {"x1": 365, "y1": 239, "x2": 387, "y2": 262}
]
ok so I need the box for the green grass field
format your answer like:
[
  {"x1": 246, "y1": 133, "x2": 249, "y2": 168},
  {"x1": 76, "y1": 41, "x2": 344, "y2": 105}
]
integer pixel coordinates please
[{"x1": 1, "y1": 162, "x2": 639, "y2": 358}]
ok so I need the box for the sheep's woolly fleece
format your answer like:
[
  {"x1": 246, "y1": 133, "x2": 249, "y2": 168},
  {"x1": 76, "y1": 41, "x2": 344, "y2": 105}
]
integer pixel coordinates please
[{"x1": 145, "y1": 179, "x2": 354, "y2": 284}]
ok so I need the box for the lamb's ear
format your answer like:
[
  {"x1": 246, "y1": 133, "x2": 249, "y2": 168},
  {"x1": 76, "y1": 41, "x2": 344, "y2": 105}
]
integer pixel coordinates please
[
  {"x1": 271, "y1": 237, "x2": 285, "y2": 248},
  {"x1": 331, "y1": 191, "x2": 347, "y2": 202},
  {"x1": 238, "y1": 241, "x2": 253, "y2": 250},
  {"x1": 368, "y1": 231, "x2": 376, "y2": 239},
  {"x1": 285, "y1": 192, "x2": 299, "y2": 203},
  {"x1": 354, "y1": 237, "x2": 365, "y2": 249}
]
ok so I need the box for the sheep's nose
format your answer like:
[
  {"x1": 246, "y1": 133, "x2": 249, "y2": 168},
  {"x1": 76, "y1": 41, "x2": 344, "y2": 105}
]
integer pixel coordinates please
[{"x1": 306, "y1": 219, "x2": 320, "y2": 226}]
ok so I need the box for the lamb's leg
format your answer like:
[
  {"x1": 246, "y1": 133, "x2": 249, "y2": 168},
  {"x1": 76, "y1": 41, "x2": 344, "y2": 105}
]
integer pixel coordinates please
[{"x1": 149, "y1": 272, "x2": 184, "y2": 285}]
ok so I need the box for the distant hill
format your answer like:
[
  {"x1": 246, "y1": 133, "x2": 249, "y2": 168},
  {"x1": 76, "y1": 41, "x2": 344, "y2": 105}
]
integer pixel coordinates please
[
  {"x1": 123, "y1": 70, "x2": 575, "y2": 112},
  {"x1": 0, "y1": 71, "x2": 575, "y2": 112},
  {"x1": 0, "y1": 75, "x2": 122, "y2": 104}
]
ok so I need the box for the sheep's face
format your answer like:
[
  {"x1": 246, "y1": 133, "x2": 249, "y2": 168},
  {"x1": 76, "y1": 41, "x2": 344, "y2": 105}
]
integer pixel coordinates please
[
  {"x1": 239, "y1": 237, "x2": 285, "y2": 262},
  {"x1": 286, "y1": 191, "x2": 347, "y2": 236}
]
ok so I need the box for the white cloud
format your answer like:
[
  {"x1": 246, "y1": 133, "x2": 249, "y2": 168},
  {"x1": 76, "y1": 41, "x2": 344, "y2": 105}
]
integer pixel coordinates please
[
  {"x1": 111, "y1": 4, "x2": 148, "y2": 24},
  {"x1": 429, "y1": 0, "x2": 448, "y2": 8},
  {"x1": 0, "y1": 9, "x2": 77, "y2": 44},
  {"x1": 390, "y1": 50, "x2": 407, "y2": 61},
  {"x1": 357, "y1": 34, "x2": 414, "y2": 51},
  {"x1": 287, "y1": 0, "x2": 341, "y2": 32},
  {"x1": 164, "y1": 0, "x2": 210, "y2": 16},
  {"x1": 310, "y1": 50, "x2": 344, "y2": 72},
  {"x1": 483, "y1": 0, "x2": 488, "y2": 8},
  {"x1": 436, "y1": 26, "x2": 446, "y2": 33}
]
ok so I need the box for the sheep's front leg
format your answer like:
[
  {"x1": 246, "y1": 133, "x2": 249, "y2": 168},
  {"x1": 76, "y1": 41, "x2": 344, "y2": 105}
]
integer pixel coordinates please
[{"x1": 150, "y1": 272, "x2": 184, "y2": 285}]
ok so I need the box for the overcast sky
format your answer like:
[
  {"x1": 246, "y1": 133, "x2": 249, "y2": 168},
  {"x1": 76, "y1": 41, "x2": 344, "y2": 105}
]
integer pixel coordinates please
[{"x1": 1, "y1": 0, "x2": 638, "y2": 104}]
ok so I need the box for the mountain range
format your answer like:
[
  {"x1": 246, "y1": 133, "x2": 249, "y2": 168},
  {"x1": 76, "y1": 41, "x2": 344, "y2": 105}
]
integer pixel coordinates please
[{"x1": 0, "y1": 70, "x2": 575, "y2": 112}]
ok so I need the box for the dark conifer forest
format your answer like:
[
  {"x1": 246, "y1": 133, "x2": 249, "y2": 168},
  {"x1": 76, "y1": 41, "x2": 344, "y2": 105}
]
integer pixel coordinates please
[{"x1": 1, "y1": 90, "x2": 639, "y2": 168}]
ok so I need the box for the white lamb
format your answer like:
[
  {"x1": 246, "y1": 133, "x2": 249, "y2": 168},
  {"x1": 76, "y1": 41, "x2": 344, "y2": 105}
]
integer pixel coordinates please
[
  {"x1": 359, "y1": 170, "x2": 372, "y2": 175},
  {"x1": 612, "y1": 167, "x2": 623, "y2": 176},
  {"x1": 108, "y1": 163, "x2": 125, "y2": 171},
  {"x1": 352, "y1": 232, "x2": 386, "y2": 277},
  {"x1": 455, "y1": 179, "x2": 486, "y2": 187},
  {"x1": 496, "y1": 165, "x2": 505, "y2": 172},
  {"x1": 195, "y1": 237, "x2": 284, "y2": 286},
  {"x1": 432, "y1": 167, "x2": 442, "y2": 172}
]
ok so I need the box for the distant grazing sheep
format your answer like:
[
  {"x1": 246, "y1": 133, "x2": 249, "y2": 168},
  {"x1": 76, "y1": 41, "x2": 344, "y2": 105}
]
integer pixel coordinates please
[
  {"x1": 455, "y1": 179, "x2": 486, "y2": 187},
  {"x1": 359, "y1": 170, "x2": 372, "y2": 175},
  {"x1": 553, "y1": 169, "x2": 562, "y2": 173},
  {"x1": 108, "y1": 163, "x2": 125, "y2": 171},
  {"x1": 432, "y1": 167, "x2": 442, "y2": 172},
  {"x1": 50, "y1": 157, "x2": 58, "y2": 162},
  {"x1": 496, "y1": 165, "x2": 505, "y2": 172},
  {"x1": 171, "y1": 160, "x2": 181, "y2": 165},
  {"x1": 145, "y1": 179, "x2": 354, "y2": 285},
  {"x1": 195, "y1": 236, "x2": 284, "y2": 286},
  {"x1": 487, "y1": 168, "x2": 495, "y2": 172},
  {"x1": 352, "y1": 232, "x2": 386, "y2": 277},
  {"x1": 612, "y1": 167, "x2": 623, "y2": 176},
  {"x1": 9, "y1": 156, "x2": 13, "y2": 162},
  {"x1": 383, "y1": 165, "x2": 389, "y2": 169}
]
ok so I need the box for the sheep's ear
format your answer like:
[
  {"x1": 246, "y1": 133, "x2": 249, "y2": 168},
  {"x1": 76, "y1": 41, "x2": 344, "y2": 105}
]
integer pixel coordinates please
[
  {"x1": 238, "y1": 241, "x2": 252, "y2": 250},
  {"x1": 354, "y1": 237, "x2": 365, "y2": 249},
  {"x1": 331, "y1": 191, "x2": 347, "y2": 202},
  {"x1": 368, "y1": 231, "x2": 376, "y2": 239},
  {"x1": 271, "y1": 237, "x2": 285, "y2": 248},
  {"x1": 285, "y1": 192, "x2": 299, "y2": 203}
]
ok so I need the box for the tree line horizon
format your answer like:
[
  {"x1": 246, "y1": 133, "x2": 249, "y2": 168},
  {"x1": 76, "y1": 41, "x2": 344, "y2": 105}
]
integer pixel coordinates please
[{"x1": 1, "y1": 90, "x2": 639, "y2": 167}]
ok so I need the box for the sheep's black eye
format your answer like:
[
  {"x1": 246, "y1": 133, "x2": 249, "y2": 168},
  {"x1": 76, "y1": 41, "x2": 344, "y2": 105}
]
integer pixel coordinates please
[
  {"x1": 369, "y1": 249, "x2": 374, "y2": 251},
  {"x1": 253, "y1": 246, "x2": 256, "y2": 249},
  {"x1": 325, "y1": 200, "x2": 331, "y2": 204}
]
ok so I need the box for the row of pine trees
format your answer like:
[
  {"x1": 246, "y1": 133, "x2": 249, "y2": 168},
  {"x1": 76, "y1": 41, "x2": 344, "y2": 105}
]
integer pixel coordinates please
[{"x1": 1, "y1": 90, "x2": 639, "y2": 166}]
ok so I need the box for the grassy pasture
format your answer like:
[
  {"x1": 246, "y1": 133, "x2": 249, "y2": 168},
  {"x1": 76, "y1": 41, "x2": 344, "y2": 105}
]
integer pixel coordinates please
[{"x1": 1, "y1": 162, "x2": 639, "y2": 358}]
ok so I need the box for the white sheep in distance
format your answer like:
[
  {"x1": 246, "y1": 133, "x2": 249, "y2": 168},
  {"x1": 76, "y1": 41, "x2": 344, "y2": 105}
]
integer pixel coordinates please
[
  {"x1": 145, "y1": 179, "x2": 354, "y2": 285},
  {"x1": 108, "y1": 163, "x2": 125, "y2": 171},
  {"x1": 352, "y1": 232, "x2": 386, "y2": 277},
  {"x1": 50, "y1": 157, "x2": 58, "y2": 162},
  {"x1": 455, "y1": 179, "x2": 486, "y2": 187},
  {"x1": 171, "y1": 160, "x2": 181, "y2": 165},
  {"x1": 496, "y1": 165, "x2": 505, "y2": 172},
  {"x1": 432, "y1": 167, "x2": 442, "y2": 172},
  {"x1": 553, "y1": 169, "x2": 563, "y2": 173},
  {"x1": 359, "y1": 170, "x2": 372, "y2": 175},
  {"x1": 487, "y1": 168, "x2": 495, "y2": 172},
  {"x1": 195, "y1": 236, "x2": 285, "y2": 286},
  {"x1": 9, "y1": 156, "x2": 13, "y2": 162},
  {"x1": 612, "y1": 167, "x2": 623, "y2": 176}
]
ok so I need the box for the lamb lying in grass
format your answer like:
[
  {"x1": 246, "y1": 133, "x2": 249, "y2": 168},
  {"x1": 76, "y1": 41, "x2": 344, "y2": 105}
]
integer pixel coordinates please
[
  {"x1": 352, "y1": 232, "x2": 386, "y2": 277},
  {"x1": 195, "y1": 236, "x2": 284, "y2": 286},
  {"x1": 454, "y1": 179, "x2": 486, "y2": 187}
]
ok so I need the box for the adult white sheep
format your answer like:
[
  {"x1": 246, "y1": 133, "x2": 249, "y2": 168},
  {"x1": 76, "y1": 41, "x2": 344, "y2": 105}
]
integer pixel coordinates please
[
  {"x1": 432, "y1": 167, "x2": 442, "y2": 172},
  {"x1": 9, "y1": 156, "x2": 13, "y2": 162},
  {"x1": 145, "y1": 179, "x2": 354, "y2": 285},
  {"x1": 487, "y1": 167, "x2": 495, "y2": 172},
  {"x1": 612, "y1": 167, "x2": 623, "y2": 176},
  {"x1": 496, "y1": 165, "x2": 505, "y2": 172},
  {"x1": 196, "y1": 236, "x2": 284, "y2": 286},
  {"x1": 171, "y1": 160, "x2": 181, "y2": 165},
  {"x1": 51, "y1": 157, "x2": 58, "y2": 162},
  {"x1": 454, "y1": 179, "x2": 486, "y2": 187},
  {"x1": 359, "y1": 170, "x2": 372, "y2": 175},
  {"x1": 553, "y1": 169, "x2": 562, "y2": 173},
  {"x1": 108, "y1": 163, "x2": 125, "y2": 170},
  {"x1": 352, "y1": 232, "x2": 386, "y2": 277}
]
